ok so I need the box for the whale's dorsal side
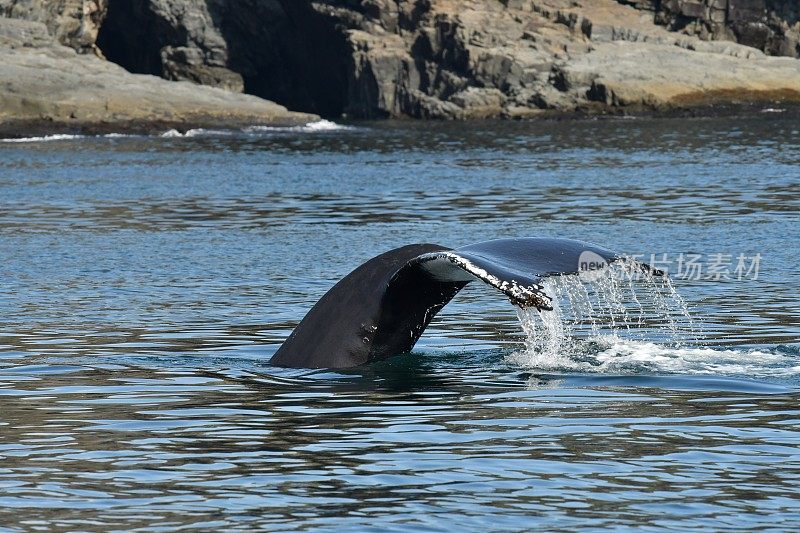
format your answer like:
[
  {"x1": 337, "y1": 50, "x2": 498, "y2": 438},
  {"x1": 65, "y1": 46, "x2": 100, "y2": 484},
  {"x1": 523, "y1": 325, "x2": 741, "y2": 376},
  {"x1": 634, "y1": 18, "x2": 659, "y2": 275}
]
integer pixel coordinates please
[{"x1": 270, "y1": 238, "x2": 620, "y2": 369}]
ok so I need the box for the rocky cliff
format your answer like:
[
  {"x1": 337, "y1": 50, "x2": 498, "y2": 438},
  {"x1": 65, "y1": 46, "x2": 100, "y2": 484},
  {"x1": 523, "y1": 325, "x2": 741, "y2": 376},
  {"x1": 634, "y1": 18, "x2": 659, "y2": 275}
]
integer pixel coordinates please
[
  {"x1": 0, "y1": 0, "x2": 106, "y2": 52},
  {"x1": 0, "y1": 15, "x2": 315, "y2": 136},
  {"x1": 93, "y1": 0, "x2": 800, "y2": 118},
  {"x1": 621, "y1": 1, "x2": 799, "y2": 57},
  {"x1": 95, "y1": 1, "x2": 350, "y2": 117},
  {"x1": 2, "y1": 0, "x2": 800, "y2": 129}
]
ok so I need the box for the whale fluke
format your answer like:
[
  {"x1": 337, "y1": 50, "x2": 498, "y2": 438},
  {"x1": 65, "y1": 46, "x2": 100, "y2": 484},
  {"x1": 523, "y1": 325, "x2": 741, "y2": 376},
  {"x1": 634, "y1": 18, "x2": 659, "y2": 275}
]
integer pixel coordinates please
[{"x1": 271, "y1": 238, "x2": 621, "y2": 369}]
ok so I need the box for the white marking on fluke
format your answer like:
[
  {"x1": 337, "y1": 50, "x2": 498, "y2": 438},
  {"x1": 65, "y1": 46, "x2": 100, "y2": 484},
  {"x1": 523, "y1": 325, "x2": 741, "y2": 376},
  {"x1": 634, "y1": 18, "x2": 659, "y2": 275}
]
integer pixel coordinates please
[{"x1": 415, "y1": 251, "x2": 552, "y2": 310}]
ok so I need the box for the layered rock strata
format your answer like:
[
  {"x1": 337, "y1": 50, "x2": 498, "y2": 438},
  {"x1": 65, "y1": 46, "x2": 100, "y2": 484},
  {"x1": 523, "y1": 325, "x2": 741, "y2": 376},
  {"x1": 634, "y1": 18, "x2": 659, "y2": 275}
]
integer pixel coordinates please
[
  {"x1": 621, "y1": 0, "x2": 800, "y2": 58},
  {"x1": 93, "y1": 0, "x2": 800, "y2": 118},
  {"x1": 2, "y1": 0, "x2": 800, "y2": 127}
]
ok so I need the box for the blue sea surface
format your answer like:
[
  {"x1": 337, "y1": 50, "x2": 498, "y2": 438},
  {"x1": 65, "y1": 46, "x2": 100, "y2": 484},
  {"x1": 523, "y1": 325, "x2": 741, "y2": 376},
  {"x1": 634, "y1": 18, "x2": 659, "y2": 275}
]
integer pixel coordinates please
[{"x1": 0, "y1": 116, "x2": 799, "y2": 530}]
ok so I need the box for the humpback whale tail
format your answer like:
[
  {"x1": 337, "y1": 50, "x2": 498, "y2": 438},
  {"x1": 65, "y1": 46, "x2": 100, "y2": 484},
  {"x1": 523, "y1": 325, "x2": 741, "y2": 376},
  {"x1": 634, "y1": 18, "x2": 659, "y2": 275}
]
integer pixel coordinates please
[{"x1": 271, "y1": 238, "x2": 655, "y2": 369}]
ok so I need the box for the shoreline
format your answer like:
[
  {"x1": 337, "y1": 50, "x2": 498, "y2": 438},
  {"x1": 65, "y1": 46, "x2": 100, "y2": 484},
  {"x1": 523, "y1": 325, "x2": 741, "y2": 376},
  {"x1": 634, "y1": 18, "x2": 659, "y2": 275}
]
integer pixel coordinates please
[
  {"x1": 0, "y1": 116, "x2": 321, "y2": 140},
  {"x1": 2, "y1": 102, "x2": 797, "y2": 140},
  {"x1": 4, "y1": 2, "x2": 800, "y2": 137}
]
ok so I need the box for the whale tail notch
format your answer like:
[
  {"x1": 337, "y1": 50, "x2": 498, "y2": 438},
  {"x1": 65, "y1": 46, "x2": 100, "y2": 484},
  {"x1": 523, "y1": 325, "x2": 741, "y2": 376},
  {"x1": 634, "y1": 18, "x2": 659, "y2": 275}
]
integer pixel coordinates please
[{"x1": 270, "y1": 238, "x2": 627, "y2": 369}]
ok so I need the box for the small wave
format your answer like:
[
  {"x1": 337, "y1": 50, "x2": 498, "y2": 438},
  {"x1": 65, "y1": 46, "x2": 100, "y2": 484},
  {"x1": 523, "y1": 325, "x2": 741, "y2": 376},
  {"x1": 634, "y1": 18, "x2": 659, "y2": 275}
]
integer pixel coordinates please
[
  {"x1": 160, "y1": 128, "x2": 231, "y2": 138},
  {"x1": 590, "y1": 336, "x2": 796, "y2": 377},
  {"x1": 1, "y1": 133, "x2": 138, "y2": 143},
  {"x1": 1, "y1": 133, "x2": 87, "y2": 143},
  {"x1": 160, "y1": 129, "x2": 183, "y2": 138},
  {"x1": 246, "y1": 119, "x2": 353, "y2": 133},
  {"x1": 761, "y1": 107, "x2": 786, "y2": 113},
  {"x1": 160, "y1": 120, "x2": 349, "y2": 137},
  {"x1": 510, "y1": 336, "x2": 799, "y2": 379},
  {"x1": 3, "y1": 120, "x2": 351, "y2": 143},
  {"x1": 302, "y1": 119, "x2": 352, "y2": 131}
]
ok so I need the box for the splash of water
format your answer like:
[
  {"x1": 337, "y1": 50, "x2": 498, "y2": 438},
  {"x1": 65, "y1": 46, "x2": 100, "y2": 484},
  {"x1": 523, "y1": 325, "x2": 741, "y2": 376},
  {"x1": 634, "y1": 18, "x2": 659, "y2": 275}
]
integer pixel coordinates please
[
  {"x1": 245, "y1": 119, "x2": 353, "y2": 133},
  {"x1": 510, "y1": 259, "x2": 700, "y2": 371}
]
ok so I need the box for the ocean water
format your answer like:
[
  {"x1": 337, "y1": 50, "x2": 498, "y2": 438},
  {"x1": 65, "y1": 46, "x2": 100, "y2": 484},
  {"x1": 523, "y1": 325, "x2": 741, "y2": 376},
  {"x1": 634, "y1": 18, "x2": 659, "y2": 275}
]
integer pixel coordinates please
[{"x1": 1, "y1": 116, "x2": 799, "y2": 530}]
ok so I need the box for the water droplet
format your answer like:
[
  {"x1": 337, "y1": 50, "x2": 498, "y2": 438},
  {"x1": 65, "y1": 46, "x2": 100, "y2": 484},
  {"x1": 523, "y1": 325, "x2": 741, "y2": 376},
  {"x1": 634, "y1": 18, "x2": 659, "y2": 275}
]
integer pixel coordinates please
[{"x1": 510, "y1": 259, "x2": 697, "y2": 369}]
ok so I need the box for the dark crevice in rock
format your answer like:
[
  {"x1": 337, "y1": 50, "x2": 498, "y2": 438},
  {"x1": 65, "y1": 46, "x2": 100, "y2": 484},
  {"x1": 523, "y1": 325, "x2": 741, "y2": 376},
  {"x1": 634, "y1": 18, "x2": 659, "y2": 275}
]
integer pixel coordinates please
[
  {"x1": 96, "y1": 0, "x2": 350, "y2": 118},
  {"x1": 96, "y1": 1, "x2": 172, "y2": 78},
  {"x1": 219, "y1": 1, "x2": 350, "y2": 118}
]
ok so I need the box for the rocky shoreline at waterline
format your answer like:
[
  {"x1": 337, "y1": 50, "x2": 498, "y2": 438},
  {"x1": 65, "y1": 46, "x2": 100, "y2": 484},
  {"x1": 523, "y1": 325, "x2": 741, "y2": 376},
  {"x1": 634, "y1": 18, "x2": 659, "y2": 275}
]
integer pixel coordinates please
[
  {"x1": 2, "y1": 0, "x2": 800, "y2": 136},
  {"x1": 0, "y1": 17, "x2": 316, "y2": 137}
]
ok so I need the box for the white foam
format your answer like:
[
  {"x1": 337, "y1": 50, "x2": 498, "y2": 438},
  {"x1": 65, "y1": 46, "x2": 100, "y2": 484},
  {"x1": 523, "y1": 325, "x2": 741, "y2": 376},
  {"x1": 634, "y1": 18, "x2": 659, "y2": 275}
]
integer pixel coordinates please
[
  {"x1": 160, "y1": 129, "x2": 183, "y2": 138},
  {"x1": 246, "y1": 119, "x2": 353, "y2": 133},
  {"x1": 510, "y1": 332, "x2": 796, "y2": 378},
  {"x1": 161, "y1": 128, "x2": 234, "y2": 138},
  {"x1": 3, "y1": 120, "x2": 351, "y2": 143},
  {"x1": 506, "y1": 261, "x2": 798, "y2": 378},
  {"x1": 160, "y1": 120, "x2": 349, "y2": 137},
  {"x1": 590, "y1": 337, "x2": 792, "y2": 376},
  {"x1": 1, "y1": 133, "x2": 86, "y2": 143},
  {"x1": 1, "y1": 132, "x2": 139, "y2": 143},
  {"x1": 302, "y1": 119, "x2": 350, "y2": 131}
]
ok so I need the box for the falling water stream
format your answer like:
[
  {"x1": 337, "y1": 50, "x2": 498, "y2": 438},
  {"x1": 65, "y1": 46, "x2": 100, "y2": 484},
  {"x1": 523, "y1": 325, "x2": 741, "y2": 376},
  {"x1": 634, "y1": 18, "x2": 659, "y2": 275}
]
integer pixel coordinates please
[{"x1": 514, "y1": 260, "x2": 698, "y2": 370}]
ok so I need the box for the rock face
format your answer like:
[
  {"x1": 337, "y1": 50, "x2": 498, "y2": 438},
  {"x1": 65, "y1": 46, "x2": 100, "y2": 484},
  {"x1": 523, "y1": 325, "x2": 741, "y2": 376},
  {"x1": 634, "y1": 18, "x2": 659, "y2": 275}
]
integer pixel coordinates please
[
  {"x1": 0, "y1": 16, "x2": 316, "y2": 136},
  {"x1": 320, "y1": 0, "x2": 800, "y2": 118},
  {"x1": 96, "y1": 0, "x2": 245, "y2": 93},
  {"x1": 96, "y1": 1, "x2": 350, "y2": 116},
  {"x1": 621, "y1": 0, "x2": 800, "y2": 58},
  {"x1": 90, "y1": 0, "x2": 800, "y2": 119},
  {"x1": 0, "y1": 0, "x2": 107, "y2": 52},
  {"x1": 2, "y1": 0, "x2": 800, "y2": 124}
]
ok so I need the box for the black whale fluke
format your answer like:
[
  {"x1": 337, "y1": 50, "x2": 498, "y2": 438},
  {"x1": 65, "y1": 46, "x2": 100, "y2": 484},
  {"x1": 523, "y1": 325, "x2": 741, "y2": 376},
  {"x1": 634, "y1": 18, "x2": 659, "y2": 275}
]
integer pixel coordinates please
[{"x1": 270, "y1": 238, "x2": 619, "y2": 369}]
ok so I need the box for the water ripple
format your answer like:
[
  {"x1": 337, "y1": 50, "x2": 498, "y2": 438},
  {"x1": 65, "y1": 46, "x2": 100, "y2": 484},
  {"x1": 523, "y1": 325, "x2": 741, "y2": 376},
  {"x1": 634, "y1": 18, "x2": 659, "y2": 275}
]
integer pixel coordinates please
[{"x1": 0, "y1": 116, "x2": 799, "y2": 529}]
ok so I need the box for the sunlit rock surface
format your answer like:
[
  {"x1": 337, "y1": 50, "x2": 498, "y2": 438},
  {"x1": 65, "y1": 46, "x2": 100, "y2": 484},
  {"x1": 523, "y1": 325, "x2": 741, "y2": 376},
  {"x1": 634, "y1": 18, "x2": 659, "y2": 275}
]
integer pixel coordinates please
[
  {"x1": 2, "y1": 0, "x2": 800, "y2": 123},
  {"x1": 0, "y1": 16, "x2": 316, "y2": 136}
]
